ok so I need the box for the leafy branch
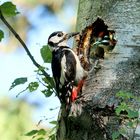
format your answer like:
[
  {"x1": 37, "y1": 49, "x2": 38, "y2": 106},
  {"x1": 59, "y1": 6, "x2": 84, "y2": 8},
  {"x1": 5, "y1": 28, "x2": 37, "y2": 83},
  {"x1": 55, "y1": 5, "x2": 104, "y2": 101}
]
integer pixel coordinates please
[
  {"x1": 0, "y1": 2, "x2": 56, "y2": 95},
  {"x1": 0, "y1": 9, "x2": 49, "y2": 78}
]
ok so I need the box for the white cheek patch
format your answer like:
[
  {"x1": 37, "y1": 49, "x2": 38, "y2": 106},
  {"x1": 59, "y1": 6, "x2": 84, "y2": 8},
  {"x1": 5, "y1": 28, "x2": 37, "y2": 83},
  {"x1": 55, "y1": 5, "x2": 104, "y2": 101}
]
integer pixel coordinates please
[
  {"x1": 49, "y1": 36, "x2": 63, "y2": 44},
  {"x1": 58, "y1": 41, "x2": 67, "y2": 46},
  {"x1": 49, "y1": 36, "x2": 67, "y2": 46}
]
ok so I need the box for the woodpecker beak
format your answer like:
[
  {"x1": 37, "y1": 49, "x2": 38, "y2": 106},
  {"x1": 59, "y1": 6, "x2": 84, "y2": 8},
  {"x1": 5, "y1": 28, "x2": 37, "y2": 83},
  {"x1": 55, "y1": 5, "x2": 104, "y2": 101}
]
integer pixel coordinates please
[{"x1": 65, "y1": 32, "x2": 79, "y2": 40}]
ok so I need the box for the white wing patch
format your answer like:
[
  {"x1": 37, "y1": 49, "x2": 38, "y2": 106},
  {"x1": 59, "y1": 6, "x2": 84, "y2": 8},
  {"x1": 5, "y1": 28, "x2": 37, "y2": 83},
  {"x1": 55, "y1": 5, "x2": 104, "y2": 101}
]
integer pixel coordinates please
[{"x1": 60, "y1": 55, "x2": 67, "y2": 85}]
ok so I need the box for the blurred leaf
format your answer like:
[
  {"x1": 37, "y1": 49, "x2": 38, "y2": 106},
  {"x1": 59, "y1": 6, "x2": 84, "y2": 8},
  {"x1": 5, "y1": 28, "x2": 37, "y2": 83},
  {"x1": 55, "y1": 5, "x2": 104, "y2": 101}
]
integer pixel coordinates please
[
  {"x1": 9, "y1": 77, "x2": 27, "y2": 90},
  {"x1": 115, "y1": 102, "x2": 128, "y2": 115},
  {"x1": 127, "y1": 121, "x2": 133, "y2": 127},
  {"x1": 37, "y1": 138, "x2": 45, "y2": 140},
  {"x1": 127, "y1": 109, "x2": 139, "y2": 119},
  {"x1": 42, "y1": 77, "x2": 56, "y2": 96},
  {"x1": 40, "y1": 45, "x2": 52, "y2": 63},
  {"x1": 28, "y1": 82, "x2": 39, "y2": 92},
  {"x1": 0, "y1": 2, "x2": 19, "y2": 17},
  {"x1": 115, "y1": 107, "x2": 122, "y2": 116},
  {"x1": 112, "y1": 131, "x2": 120, "y2": 140},
  {"x1": 38, "y1": 66, "x2": 46, "y2": 71},
  {"x1": 50, "y1": 107, "x2": 59, "y2": 111},
  {"x1": 38, "y1": 129, "x2": 46, "y2": 136},
  {"x1": 49, "y1": 134, "x2": 56, "y2": 140},
  {"x1": 50, "y1": 125, "x2": 57, "y2": 134},
  {"x1": 116, "y1": 91, "x2": 134, "y2": 99},
  {"x1": 41, "y1": 89, "x2": 53, "y2": 97},
  {"x1": 49, "y1": 121, "x2": 57, "y2": 125},
  {"x1": 48, "y1": 77, "x2": 55, "y2": 88},
  {"x1": 25, "y1": 130, "x2": 38, "y2": 136},
  {"x1": 119, "y1": 128, "x2": 127, "y2": 136},
  {"x1": 42, "y1": 77, "x2": 55, "y2": 89},
  {"x1": 0, "y1": 29, "x2": 4, "y2": 41}
]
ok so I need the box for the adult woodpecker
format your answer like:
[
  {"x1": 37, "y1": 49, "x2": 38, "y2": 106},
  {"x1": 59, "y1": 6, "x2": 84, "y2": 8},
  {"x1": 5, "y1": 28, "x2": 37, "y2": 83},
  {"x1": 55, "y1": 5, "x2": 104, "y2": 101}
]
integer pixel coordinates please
[{"x1": 48, "y1": 31, "x2": 87, "y2": 105}]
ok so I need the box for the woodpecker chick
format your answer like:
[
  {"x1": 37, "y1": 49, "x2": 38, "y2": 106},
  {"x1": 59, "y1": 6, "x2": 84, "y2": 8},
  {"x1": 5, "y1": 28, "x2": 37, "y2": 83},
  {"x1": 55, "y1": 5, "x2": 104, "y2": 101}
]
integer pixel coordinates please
[
  {"x1": 89, "y1": 30, "x2": 117, "y2": 70},
  {"x1": 48, "y1": 31, "x2": 87, "y2": 105},
  {"x1": 93, "y1": 30, "x2": 117, "y2": 54}
]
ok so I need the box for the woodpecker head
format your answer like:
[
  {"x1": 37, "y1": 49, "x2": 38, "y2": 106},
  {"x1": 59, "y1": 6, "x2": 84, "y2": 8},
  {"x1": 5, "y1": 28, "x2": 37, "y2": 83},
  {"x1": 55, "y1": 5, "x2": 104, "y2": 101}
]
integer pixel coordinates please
[{"x1": 48, "y1": 31, "x2": 79, "y2": 51}]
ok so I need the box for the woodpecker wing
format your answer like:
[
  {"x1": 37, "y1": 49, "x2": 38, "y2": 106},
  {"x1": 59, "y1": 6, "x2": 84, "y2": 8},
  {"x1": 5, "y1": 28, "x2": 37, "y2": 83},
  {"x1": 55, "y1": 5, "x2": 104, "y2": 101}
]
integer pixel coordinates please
[
  {"x1": 51, "y1": 48, "x2": 62, "y2": 94},
  {"x1": 51, "y1": 47, "x2": 77, "y2": 102},
  {"x1": 62, "y1": 48, "x2": 76, "y2": 82}
]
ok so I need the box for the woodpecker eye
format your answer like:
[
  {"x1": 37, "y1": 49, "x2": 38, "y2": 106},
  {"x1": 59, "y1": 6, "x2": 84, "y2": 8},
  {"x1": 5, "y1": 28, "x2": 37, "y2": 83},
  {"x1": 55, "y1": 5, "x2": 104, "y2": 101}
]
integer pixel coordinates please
[{"x1": 57, "y1": 33, "x2": 63, "y2": 37}]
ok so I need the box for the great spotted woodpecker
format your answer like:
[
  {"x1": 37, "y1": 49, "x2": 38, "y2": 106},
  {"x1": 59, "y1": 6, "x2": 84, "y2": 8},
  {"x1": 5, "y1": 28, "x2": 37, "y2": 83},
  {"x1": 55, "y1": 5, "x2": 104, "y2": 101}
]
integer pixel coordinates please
[{"x1": 48, "y1": 31, "x2": 87, "y2": 105}]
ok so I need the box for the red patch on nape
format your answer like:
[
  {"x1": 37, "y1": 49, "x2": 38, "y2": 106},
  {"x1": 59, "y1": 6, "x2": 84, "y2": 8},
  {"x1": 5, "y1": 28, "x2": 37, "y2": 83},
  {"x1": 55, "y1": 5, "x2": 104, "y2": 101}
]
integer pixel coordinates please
[{"x1": 71, "y1": 87, "x2": 78, "y2": 102}]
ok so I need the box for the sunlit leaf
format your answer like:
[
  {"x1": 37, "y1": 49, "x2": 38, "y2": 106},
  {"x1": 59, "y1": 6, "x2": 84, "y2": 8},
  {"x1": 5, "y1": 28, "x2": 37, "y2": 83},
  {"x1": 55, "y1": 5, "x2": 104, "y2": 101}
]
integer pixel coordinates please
[
  {"x1": 40, "y1": 45, "x2": 52, "y2": 63},
  {"x1": 28, "y1": 82, "x2": 39, "y2": 92},
  {"x1": 0, "y1": 29, "x2": 4, "y2": 41},
  {"x1": 38, "y1": 129, "x2": 46, "y2": 136},
  {"x1": 9, "y1": 77, "x2": 27, "y2": 90},
  {"x1": 0, "y1": 2, "x2": 19, "y2": 17},
  {"x1": 25, "y1": 130, "x2": 38, "y2": 136}
]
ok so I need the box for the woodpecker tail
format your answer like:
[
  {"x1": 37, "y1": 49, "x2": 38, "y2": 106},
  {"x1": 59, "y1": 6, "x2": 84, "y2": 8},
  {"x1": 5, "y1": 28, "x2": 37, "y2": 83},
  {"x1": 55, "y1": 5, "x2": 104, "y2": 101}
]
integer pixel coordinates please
[
  {"x1": 59, "y1": 79, "x2": 85, "y2": 108},
  {"x1": 59, "y1": 81, "x2": 73, "y2": 104},
  {"x1": 60, "y1": 81, "x2": 77, "y2": 105},
  {"x1": 65, "y1": 81, "x2": 74, "y2": 104},
  {"x1": 67, "y1": 79, "x2": 85, "y2": 103}
]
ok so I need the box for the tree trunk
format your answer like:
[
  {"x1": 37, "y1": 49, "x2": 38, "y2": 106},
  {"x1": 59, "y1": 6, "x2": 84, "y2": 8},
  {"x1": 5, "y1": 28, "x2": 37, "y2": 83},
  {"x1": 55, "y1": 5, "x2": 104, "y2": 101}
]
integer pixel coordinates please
[{"x1": 57, "y1": 0, "x2": 140, "y2": 139}]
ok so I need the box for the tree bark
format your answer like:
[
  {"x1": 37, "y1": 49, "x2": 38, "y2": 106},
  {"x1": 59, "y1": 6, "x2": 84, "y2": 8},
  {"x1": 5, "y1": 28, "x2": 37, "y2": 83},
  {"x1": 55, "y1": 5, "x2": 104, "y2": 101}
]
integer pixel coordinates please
[{"x1": 57, "y1": 0, "x2": 140, "y2": 140}]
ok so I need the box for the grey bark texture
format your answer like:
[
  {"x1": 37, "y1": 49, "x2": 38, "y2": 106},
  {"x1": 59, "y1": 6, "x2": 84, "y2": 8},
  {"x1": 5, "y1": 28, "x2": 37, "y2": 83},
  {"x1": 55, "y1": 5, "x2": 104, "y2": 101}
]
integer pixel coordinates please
[{"x1": 57, "y1": 0, "x2": 140, "y2": 140}]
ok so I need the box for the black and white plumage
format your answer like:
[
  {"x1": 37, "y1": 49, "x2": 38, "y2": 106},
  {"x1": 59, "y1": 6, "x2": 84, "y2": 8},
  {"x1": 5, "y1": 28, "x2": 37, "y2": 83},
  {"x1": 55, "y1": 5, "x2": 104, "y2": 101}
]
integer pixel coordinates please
[{"x1": 48, "y1": 31, "x2": 87, "y2": 104}]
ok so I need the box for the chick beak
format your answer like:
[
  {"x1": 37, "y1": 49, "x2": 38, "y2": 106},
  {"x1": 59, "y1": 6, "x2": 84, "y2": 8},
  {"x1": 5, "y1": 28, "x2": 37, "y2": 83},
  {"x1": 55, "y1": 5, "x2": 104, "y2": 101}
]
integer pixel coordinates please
[{"x1": 65, "y1": 32, "x2": 79, "y2": 40}]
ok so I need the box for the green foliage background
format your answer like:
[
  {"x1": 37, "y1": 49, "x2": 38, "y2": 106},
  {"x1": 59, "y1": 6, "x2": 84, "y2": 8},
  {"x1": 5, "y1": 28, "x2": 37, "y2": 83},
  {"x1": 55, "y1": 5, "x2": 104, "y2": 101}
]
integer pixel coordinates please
[
  {"x1": 0, "y1": 97, "x2": 33, "y2": 140},
  {"x1": 0, "y1": 1, "x2": 60, "y2": 140}
]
